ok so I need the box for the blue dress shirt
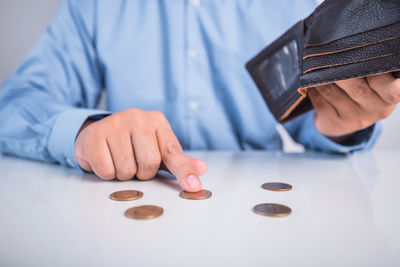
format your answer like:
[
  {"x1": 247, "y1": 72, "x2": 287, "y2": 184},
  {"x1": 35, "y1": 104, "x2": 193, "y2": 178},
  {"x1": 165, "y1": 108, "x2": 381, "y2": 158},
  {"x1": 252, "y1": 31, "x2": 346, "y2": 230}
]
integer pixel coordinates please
[{"x1": 0, "y1": 0, "x2": 380, "y2": 168}]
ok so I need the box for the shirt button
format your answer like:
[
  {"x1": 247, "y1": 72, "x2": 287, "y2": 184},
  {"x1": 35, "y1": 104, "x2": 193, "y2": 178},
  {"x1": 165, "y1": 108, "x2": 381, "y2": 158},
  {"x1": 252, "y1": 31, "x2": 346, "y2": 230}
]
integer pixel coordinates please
[
  {"x1": 189, "y1": 101, "x2": 199, "y2": 111},
  {"x1": 188, "y1": 49, "x2": 198, "y2": 59},
  {"x1": 191, "y1": 0, "x2": 200, "y2": 7},
  {"x1": 66, "y1": 157, "x2": 75, "y2": 168}
]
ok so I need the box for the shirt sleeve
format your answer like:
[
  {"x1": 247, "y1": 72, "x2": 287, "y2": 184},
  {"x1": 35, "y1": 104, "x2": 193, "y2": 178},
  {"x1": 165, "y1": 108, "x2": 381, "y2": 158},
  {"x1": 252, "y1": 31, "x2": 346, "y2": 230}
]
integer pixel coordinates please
[
  {"x1": 0, "y1": 0, "x2": 108, "y2": 168},
  {"x1": 283, "y1": 111, "x2": 381, "y2": 153}
]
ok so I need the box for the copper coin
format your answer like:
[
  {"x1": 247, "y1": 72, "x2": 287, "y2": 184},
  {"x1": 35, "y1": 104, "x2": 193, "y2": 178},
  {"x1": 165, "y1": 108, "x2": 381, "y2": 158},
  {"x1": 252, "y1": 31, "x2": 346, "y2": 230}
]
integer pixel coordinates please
[
  {"x1": 179, "y1": 189, "x2": 212, "y2": 200},
  {"x1": 125, "y1": 205, "x2": 164, "y2": 220},
  {"x1": 253, "y1": 203, "x2": 292, "y2": 217},
  {"x1": 262, "y1": 182, "x2": 292, "y2": 192},
  {"x1": 109, "y1": 190, "x2": 143, "y2": 201}
]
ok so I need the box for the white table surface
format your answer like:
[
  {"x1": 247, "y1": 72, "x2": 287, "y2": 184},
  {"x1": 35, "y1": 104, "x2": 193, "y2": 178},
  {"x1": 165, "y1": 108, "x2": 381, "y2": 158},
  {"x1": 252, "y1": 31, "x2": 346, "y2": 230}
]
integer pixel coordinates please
[{"x1": 1, "y1": 150, "x2": 399, "y2": 267}]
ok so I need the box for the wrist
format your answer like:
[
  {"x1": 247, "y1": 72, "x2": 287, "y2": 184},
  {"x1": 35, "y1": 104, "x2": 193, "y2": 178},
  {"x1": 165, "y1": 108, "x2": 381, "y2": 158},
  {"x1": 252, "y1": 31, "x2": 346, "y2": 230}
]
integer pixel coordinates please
[
  {"x1": 75, "y1": 113, "x2": 111, "y2": 140},
  {"x1": 77, "y1": 119, "x2": 96, "y2": 137}
]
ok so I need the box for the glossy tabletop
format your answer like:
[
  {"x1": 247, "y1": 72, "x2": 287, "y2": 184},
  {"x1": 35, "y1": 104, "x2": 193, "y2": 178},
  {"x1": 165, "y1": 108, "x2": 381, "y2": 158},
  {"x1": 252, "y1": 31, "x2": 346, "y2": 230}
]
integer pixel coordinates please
[{"x1": 1, "y1": 151, "x2": 399, "y2": 266}]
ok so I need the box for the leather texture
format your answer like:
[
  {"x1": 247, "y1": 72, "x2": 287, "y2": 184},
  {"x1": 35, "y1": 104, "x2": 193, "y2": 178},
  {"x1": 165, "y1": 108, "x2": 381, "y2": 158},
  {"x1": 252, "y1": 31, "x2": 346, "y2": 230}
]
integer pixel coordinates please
[
  {"x1": 303, "y1": 22, "x2": 400, "y2": 58},
  {"x1": 303, "y1": 37, "x2": 400, "y2": 73},
  {"x1": 303, "y1": 0, "x2": 400, "y2": 46},
  {"x1": 246, "y1": 0, "x2": 400, "y2": 123}
]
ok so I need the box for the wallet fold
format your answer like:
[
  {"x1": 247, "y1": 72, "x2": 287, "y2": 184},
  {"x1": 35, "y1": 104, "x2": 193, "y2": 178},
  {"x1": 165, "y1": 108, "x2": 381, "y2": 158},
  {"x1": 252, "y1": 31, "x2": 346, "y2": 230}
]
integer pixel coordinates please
[{"x1": 246, "y1": 0, "x2": 400, "y2": 123}]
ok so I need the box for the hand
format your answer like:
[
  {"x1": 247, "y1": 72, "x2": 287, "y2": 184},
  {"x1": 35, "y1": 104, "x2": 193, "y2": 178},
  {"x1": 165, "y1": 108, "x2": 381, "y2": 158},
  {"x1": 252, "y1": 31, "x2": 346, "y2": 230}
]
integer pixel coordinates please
[
  {"x1": 308, "y1": 73, "x2": 400, "y2": 139},
  {"x1": 74, "y1": 108, "x2": 207, "y2": 192}
]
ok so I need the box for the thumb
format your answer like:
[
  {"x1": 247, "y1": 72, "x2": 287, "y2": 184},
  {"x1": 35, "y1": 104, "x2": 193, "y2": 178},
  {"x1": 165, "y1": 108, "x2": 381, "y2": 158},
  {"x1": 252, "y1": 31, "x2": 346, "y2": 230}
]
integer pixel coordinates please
[{"x1": 187, "y1": 157, "x2": 208, "y2": 176}]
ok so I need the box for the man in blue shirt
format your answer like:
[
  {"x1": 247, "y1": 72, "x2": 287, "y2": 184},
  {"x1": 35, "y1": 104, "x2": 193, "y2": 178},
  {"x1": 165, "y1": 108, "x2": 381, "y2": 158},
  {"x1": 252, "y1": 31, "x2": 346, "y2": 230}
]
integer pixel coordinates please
[{"x1": 0, "y1": 0, "x2": 399, "y2": 192}]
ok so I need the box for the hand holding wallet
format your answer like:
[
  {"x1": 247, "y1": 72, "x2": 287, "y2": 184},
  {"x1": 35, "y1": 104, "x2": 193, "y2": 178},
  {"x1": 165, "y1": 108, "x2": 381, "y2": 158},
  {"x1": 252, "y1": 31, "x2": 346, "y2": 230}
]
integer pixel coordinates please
[{"x1": 246, "y1": 0, "x2": 400, "y2": 123}]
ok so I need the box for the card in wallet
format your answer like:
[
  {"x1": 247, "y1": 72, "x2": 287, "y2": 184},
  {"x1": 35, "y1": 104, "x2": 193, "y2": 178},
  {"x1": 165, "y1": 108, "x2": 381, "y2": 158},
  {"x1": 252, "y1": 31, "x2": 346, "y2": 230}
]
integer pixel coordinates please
[{"x1": 246, "y1": 0, "x2": 400, "y2": 123}]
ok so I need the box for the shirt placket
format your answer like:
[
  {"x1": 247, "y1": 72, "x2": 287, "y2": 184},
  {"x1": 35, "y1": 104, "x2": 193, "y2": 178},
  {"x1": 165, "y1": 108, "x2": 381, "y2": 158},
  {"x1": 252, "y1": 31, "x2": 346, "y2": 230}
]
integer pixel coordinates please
[{"x1": 184, "y1": 0, "x2": 204, "y2": 149}]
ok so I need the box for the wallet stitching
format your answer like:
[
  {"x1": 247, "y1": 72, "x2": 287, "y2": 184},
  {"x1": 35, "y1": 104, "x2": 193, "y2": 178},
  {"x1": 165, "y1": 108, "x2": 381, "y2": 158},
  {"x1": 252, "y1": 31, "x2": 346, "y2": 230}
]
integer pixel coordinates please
[
  {"x1": 303, "y1": 21, "x2": 400, "y2": 56},
  {"x1": 302, "y1": 66, "x2": 400, "y2": 88},
  {"x1": 303, "y1": 53, "x2": 394, "y2": 74},
  {"x1": 302, "y1": 35, "x2": 400, "y2": 60},
  {"x1": 299, "y1": 67, "x2": 400, "y2": 91}
]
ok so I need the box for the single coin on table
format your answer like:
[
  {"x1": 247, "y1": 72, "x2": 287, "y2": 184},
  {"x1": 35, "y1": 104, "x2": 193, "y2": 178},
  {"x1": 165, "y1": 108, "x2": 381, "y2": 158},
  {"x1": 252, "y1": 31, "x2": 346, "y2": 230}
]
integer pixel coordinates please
[
  {"x1": 179, "y1": 189, "x2": 212, "y2": 200},
  {"x1": 125, "y1": 205, "x2": 164, "y2": 220},
  {"x1": 253, "y1": 203, "x2": 292, "y2": 217},
  {"x1": 262, "y1": 182, "x2": 292, "y2": 192},
  {"x1": 109, "y1": 190, "x2": 143, "y2": 201}
]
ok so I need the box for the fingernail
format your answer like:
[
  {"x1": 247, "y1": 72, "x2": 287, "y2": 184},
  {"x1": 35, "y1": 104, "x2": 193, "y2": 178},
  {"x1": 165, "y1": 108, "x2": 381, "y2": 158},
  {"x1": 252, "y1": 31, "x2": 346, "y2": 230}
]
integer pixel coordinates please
[{"x1": 186, "y1": 175, "x2": 202, "y2": 191}]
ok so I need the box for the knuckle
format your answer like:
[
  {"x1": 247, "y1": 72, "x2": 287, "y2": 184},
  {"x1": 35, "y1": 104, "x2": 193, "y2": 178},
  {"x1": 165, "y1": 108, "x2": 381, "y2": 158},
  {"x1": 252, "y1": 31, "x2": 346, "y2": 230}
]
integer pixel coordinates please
[
  {"x1": 91, "y1": 158, "x2": 115, "y2": 180},
  {"x1": 163, "y1": 142, "x2": 182, "y2": 158},
  {"x1": 385, "y1": 91, "x2": 400, "y2": 104},
  {"x1": 152, "y1": 110, "x2": 167, "y2": 122},
  {"x1": 123, "y1": 108, "x2": 143, "y2": 124},
  {"x1": 127, "y1": 109, "x2": 151, "y2": 130},
  {"x1": 98, "y1": 167, "x2": 115, "y2": 180},
  {"x1": 147, "y1": 156, "x2": 162, "y2": 169},
  {"x1": 117, "y1": 165, "x2": 137, "y2": 180},
  {"x1": 126, "y1": 108, "x2": 139, "y2": 116},
  {"x1": 105, "y1": 114, "x2": 123, "y2": 129}
]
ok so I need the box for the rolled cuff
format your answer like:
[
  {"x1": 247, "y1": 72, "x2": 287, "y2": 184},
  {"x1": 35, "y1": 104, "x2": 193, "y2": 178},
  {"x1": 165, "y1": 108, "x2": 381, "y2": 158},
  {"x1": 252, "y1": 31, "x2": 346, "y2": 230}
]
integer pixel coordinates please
[{"x1": 48, "y1": 108, "x2": 111, "y2": 168}]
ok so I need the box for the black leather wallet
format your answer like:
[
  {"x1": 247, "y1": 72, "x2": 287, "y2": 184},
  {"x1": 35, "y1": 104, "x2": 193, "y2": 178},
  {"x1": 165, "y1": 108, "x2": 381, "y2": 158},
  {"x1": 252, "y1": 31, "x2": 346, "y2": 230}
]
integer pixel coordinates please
[{"x1": 246, "y1": 0, "x2": 400, "y2": 123}]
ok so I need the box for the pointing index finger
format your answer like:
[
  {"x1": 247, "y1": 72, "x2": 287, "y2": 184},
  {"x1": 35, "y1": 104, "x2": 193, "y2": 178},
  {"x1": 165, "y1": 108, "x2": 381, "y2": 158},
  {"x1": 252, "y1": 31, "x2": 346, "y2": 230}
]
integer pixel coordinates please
[{"x1": 156, "y1": 125, "x2": 203, "y2": 192}]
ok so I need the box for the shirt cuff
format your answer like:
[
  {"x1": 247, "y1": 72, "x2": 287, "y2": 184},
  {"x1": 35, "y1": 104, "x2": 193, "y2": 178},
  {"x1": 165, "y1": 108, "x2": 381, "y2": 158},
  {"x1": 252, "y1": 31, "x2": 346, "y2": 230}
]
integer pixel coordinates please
[
  {"x1": 48, "y1": 108, "x2": 111, "y2": 168},
  {"x1": 299, "y1": 111, "x2": 382, "y2": 153}
]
